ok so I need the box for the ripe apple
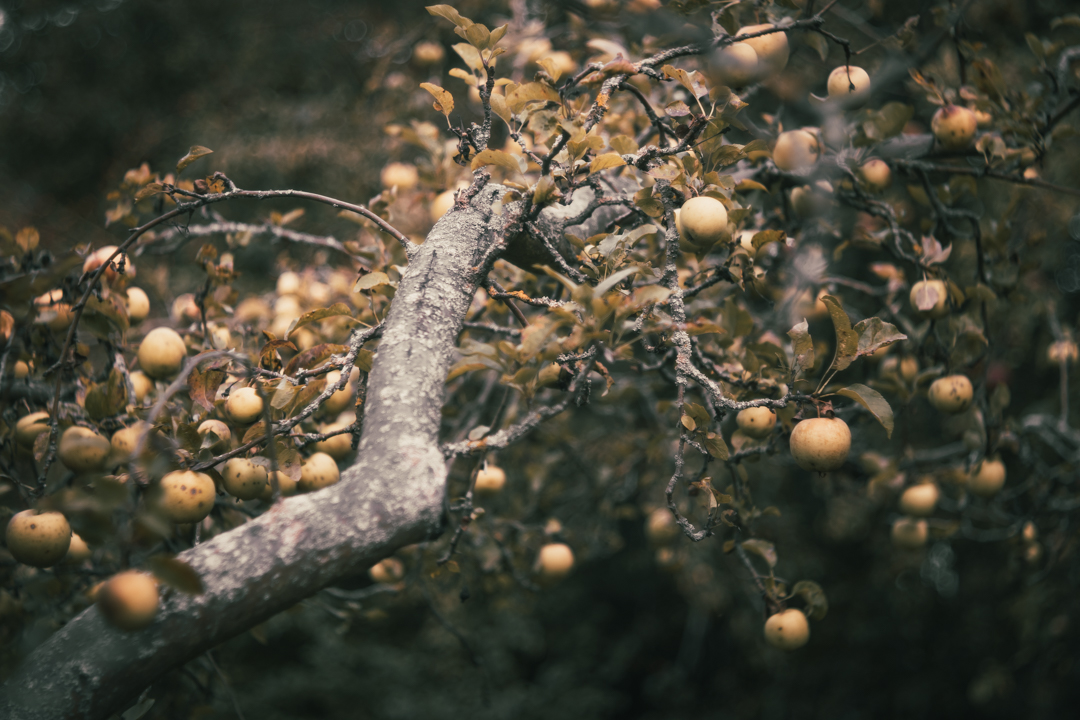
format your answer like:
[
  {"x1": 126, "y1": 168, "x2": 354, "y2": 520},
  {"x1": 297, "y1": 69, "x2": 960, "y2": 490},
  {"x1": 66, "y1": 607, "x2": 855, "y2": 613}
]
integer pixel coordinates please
[
  {"x1": 65, "y1": 532, "x2": 92, "y2": 563},
  {"x1": 735, "y1": 24, "x2": 789, "y2": 76},
  {"x1": 678, "y1": 196, "x2": 729, "y2": 246},
  {"x1": 298, "y1": 452, "x2": 341, "y2": 493},
  {"x1": 413, "y1": 41, "x2": 445, "y2": 65},
  {"x1": 764, "y1": 608, "x2": 809, "y2": 650},
  {"x1": 475, "y1": 464, "x2": 507, "y2": 495},
  {"x1": 125, "y1": 287, "x2": 151, "y2": 323},
  {"x1": 538, "y1": 542, "x2": 575, "y2": 581},
  {"x1": 713, "y1": 42, "x2": 760, "y2": 87},
  {"x1": 909, "y1": 279, "x2": 949, "y2": 319},
  {"x1": 931, "y1": 105, "x2": 978, "y2": 150},
  {"x1": 773, "y1": 130, "x2": 820, "y2": 171},
  {"x1": 221, "y1": 457, "x2": 270, "y2": 500},
  {"x1": 110, "y1": 423, "x2": 145, "y2": 465},
  {"x1": 380, "y1": 162, "x2": 419, "y2": 191},
  {"x1": 928, "y1": 375, "x2": 974, "y2": 414},
  {"x1": 0, "y1": 309, "x2": 13, "y2": 346},
  {"x1": 157, "y1": 470, "x2": 216, "y2": 523},
  {"x1": 137, "y1": 327, "x2": 187, "y2": 379},
  {"x1": 737, "y1": 406, "x2": 777, "y2": 439},
  {"x1": 171, "y1": 293, "x2": 201, "y2": 324},
  {"x1": 197, "y1": 419, "x2": 232, "y2": 451},
  {"x1": 226, "y1": 386, "x2": 264, "y2": 425},
  {"x1": 789, "y1": 417, "x2": 851, "y2": 472},
  {"x1": 858, "y1": 158, "x2": 892, "y2": 193},
  {"x1": 891, "y1": 517, "x2": 928, "y2": 549},
  {"x1": 320, "y1": 370, "x2": 355, "y2": 416},
  {"x1": 431, "y1": 189, "x2": 457, "y2": 223},
  {"x1": 256, "y1": 470, "x2": 298, "y2": 501},
  {"x1": 129, "y1": 371, "x2": 153, "y2": 403},
  {"x1": 83, "y1": 245, "x2": 135, "y2": 284},
  {"x1": 969, "y1": 458, "x2": 1006, "y2": 498},
  {"x1": 826, "y1": 65, "x2": 870, "y2": 101},
  {"x1": 369, "y1": 557, "x2": 405, "y2": 583},
  {"x1": 59, "y1": 426, "x2": 111, "y2": 473},
  {"x1": 314, "y1": 416, "x2": 355, "y2": 460},
  {"x1": 645, "y1": 508, "x2": 680, "y2": 545},
  {"x1": 899, "y1": 483, "x2": 939, "y2": 516},
  {"x1": 34, "y1": 289, "x2": 74, "y2": 331},
  {"x1": 97, "y1": 570, "x2": 159, "y2": 631},
  {"x1": 5, "y1": 509, "x2": 72, "y2": 567},
  {"x1": 15, "y1": 411, "x2": 51, "y2": 446}
]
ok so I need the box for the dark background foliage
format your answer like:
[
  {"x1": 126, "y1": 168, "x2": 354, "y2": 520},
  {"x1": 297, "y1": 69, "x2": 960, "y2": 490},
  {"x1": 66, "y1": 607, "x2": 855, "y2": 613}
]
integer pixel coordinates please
[{"x1": 2, "y1": 0, "x2": 1080, "y2": 718}]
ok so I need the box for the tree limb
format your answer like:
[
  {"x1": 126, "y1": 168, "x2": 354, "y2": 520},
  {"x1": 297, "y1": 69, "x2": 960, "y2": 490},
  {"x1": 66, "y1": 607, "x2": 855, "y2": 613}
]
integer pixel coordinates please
[{"x1": 0, "y1": 185, "x2": 511, "y2": 720}]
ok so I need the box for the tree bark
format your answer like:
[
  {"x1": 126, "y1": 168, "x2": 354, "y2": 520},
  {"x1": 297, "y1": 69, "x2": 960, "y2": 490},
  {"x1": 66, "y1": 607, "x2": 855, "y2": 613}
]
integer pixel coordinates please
[{"x1": 0, "y1": 184, "x2": 510, "y2": 720}]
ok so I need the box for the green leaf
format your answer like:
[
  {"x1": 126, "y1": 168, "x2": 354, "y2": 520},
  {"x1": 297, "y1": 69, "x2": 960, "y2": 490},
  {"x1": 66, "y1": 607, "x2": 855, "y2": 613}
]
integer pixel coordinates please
[
  {"x1": 176, "y1": 146, "x2": 213, "y2": 175},
  {"x1": 791, "y1": 580, "x2": 828, "y2": 620},
  {"x1": 589, "y1": 152, "x2": 626, "y2": 175},
  {"x1": 837, "y1": 383, "x2": 894, "y2": 438},
  {"x1": 704, "y1": 432, "x2": 729, "y2": 460},
  {"x1": 683, "y1": 402, "x2": 711, "y2": 428},
  {"x1": 741, "y1": 538, "x2": 777, "y2": 568},
  {"x1": 820, "y1": 295, "x2": 859, "y2": 373},
  {"x1": 788, "y1": 319, "x2": 815, "y2": 379},
  {"x1": 146, "y1": 554, "x2": 204, "y2": 594},
  {"x1": 853, "y1": 317, "x2": 907, "y2": 357}
]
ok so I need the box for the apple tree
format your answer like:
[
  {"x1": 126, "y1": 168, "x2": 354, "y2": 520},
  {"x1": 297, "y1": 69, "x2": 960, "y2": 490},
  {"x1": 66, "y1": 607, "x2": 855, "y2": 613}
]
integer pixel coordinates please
[{"x1": 2, "y1": 0, "x2": 1080, "y2": 716}]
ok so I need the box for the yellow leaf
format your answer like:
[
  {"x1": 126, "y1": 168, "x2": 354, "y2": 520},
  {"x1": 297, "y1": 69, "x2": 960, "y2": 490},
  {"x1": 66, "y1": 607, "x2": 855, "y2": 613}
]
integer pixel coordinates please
[
  {"x1": 420, "y1": 82, "x2": 455, "y2": 119},
  {"x1": 471, "y1": 149, "x2": 524, "y2": 174},
  {"x1": 505, "y1": 82, "x2": 561, "y2": 114},
  {"x1": 589, "y1": 152, "x2": 626, "y2": 175}
]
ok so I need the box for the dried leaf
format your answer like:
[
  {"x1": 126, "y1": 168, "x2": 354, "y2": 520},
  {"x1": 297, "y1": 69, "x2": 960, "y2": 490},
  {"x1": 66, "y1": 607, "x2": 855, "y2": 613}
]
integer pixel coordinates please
[
  {"x1": 820, "y1": 295, "x2": 859, "y2": 373},
  {"x1": 854, "y1": 317, "x2": 907, "y2": 357},
  {"x1": 791, "y1": 579, "x2": 828, "y2": 620},
  {"x1": 176, "y1": 146, "x2": 213, "y2": 174},
  {"x1": 837, "y1": 383, "x2": 894, "y2": 438},
  {"x1": 286, "y1": 303, "x2": 356, "y2": 340}
]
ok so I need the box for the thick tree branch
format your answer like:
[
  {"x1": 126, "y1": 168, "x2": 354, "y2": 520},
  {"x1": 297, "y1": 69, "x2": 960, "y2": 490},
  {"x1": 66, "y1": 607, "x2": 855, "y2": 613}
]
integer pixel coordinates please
[{"x1": 0, "y1": 185, "x2": 511, "y2": 720}]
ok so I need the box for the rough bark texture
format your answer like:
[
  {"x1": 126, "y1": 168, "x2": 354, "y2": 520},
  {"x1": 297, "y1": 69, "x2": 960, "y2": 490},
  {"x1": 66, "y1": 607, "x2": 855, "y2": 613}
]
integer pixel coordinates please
[{"x1": 0, "y1": 185, "x2": 509, "y2": 720}]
